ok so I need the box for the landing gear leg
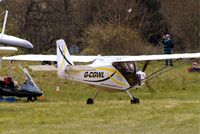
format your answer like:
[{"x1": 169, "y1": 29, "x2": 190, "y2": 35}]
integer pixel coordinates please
[
  {"x1": 125, "y1": 90, "x2": 140, "y2": 104},
  {"x1": 87, "y1": 91, "x2": 100, "y2": 105}
]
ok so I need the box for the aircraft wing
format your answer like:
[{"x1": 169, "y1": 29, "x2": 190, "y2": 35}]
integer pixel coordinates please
[
  {"x1": 28, "y1": 65, "x2": 94, "y2": 71},
  {"x1": 0, "y1": 10, "x2": 33, "y2": 49},
  {"x1": 2, "y1": 53, "x2": 200, "y2": 63},
  {"x1": 2, "y1": 54, "x2": 98, "y2": 62},
  {"x1": 0, "y1": 47, "x2": 18, "y2": 56},
  {"x1": 0, "y1": 34, "x2": 33, "y2": 49},
  {"x1": 109, "y1": 53, "x2": 200, "y2": 62},
  {"x1": 3, "y1": 54, "x2": 57, "y2": 61}
]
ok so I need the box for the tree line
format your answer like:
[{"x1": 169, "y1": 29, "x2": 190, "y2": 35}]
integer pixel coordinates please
[{"x1": 0, "y1": 0, "x2": 199, "y2": 54}]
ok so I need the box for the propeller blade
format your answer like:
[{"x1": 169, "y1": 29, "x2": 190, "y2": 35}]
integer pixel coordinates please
[{"x1": 142, "y1": 61, "x2": 150, "y2": 72}]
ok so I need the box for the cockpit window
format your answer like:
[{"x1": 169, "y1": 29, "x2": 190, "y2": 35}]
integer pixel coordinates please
[
  {"x1": 113, "y1": 62, "x2": 136, "y2": 73},
  {"x1": 113, "y1": 61, "x2": 138, "y2": 86},
  {"x1": 124, "y1": 63, "x2": 135, "y2": 72}
]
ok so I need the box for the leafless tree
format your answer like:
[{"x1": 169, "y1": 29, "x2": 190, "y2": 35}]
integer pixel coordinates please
[{"x1": 161, "y1": 0, "x2": 200, "y2": 52}]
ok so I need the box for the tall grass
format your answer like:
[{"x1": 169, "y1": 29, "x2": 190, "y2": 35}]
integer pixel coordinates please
[{"x1": 0, "y1": 61, "x2": 199, "y2": 134}]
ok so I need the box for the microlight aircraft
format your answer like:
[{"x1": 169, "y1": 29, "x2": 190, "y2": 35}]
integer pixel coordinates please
[
  {"x1": 0, "y1": 65, "x2": 43, "y2": 101},
  {"x1": 3, "y1": 39, "x2": 200, "y2": 104},
  {"x1": 0, "y1": 10, "x2": 41, "y2": 101}
]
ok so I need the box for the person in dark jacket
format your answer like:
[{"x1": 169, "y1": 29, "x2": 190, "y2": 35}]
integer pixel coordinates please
[{"x1": 162, "y1": 34, "x2": 173, "y2": 66}]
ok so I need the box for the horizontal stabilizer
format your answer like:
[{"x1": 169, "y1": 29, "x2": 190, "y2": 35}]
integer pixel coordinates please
[
  {"x1": 29, "y1": 65, "x2": 57, "y2": 71},
  {"x1": 68, "y1": 65, "x2": 94, "y2": 71}
]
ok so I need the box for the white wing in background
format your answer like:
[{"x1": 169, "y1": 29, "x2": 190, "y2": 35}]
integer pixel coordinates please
[
  {"x1": 0, "y1": 47, "x2": 17, "y2": 56},
  {"x1": 0, "y1": 34, "x2": 33, "y2": 49}
]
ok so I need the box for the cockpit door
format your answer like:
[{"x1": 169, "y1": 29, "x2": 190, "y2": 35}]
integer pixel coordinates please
[{"x1": 113, "y1": 61, "x2": 138, "y2": 86}]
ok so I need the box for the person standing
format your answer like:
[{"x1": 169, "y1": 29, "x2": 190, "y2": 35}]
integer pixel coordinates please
[{"x1": 162, "y1": 34, "x2": 173, "y2": 66}]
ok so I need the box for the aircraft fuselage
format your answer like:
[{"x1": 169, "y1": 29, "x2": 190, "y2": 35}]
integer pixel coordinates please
[{"x1": 62, "y1": 61, "x2": 145, "y2": 92}]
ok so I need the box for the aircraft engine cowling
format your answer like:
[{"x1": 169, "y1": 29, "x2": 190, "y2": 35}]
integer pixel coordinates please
[{"x1": 136, "y1": 71, "x2": 146, "y2": 86}]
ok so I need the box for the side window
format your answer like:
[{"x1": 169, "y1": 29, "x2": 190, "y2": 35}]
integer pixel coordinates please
[
  {"x1": 113, "y1": 62, "x2": 137, "y2": 86},
  {"x1": 113, "y1": 62, "x2": 136, "y2": 74}
]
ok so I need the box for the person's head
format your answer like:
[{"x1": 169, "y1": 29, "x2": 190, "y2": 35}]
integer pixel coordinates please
[
  {"x1": 166, "y1": 34, "x2": 170, "y2": 39},
  {"x1": 192, "y1": 62, "x2": 198, "y2": 66},
  {"x1": 129, "y1": 63, "x2": 134, "y2": 69}
]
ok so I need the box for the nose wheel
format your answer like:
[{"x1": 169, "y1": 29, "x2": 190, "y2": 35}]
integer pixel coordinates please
[
  {"x1": 131, "y1": 97, "x2": 140, "y2": 104},
  {"x1": 125, "y1": 90, "x2": 140, "y2": 104}
]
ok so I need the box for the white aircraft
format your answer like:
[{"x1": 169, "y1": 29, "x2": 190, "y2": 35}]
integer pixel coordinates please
[
  {"x1": 3, "y1": 39, "x2": 200, "y2": 104},
  {"x1": 0, "y1": 10, "x2": 33, "y2": 50}
]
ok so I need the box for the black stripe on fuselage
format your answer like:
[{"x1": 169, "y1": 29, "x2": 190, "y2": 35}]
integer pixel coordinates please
[
  {"x1": 83, "y1": 71, "x2": 116, "y2": 82},
  {"x1": 58, "y1": 46, "x2": 72, "y2": 65}
]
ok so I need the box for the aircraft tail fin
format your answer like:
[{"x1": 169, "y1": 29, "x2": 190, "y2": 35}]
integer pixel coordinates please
[{"x1": 56, "y1": 39, "x2": 74, "y2": 78}]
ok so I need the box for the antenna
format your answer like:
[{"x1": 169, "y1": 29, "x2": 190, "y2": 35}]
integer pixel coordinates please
[{"x1": 1, "y1": 10, "x2": 8, "y2": 35}]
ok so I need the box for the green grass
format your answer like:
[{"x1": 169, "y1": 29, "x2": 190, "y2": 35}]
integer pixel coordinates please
[{"x1": 0, "y1": 61, "x2": 199, "y2": 134}]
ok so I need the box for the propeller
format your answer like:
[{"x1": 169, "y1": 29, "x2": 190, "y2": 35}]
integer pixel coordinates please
[{"x1": 142, "y1": 61, "x2": 150, "y2": 72}]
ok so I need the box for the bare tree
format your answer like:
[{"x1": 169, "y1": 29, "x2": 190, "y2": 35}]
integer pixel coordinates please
[
  {"x1": 3, "y1": 0, "x2": 196, "y2": 54},
  {"x1": 161, "y1": 0, "x2": 200, "y2": 52},
  {"x1": 0, "y1": 0, "x2": 78, "y2": 53}
]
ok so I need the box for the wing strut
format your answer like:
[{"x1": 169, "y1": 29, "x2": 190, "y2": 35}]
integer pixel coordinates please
[
  {"x1": 1, "y1": 10, "x2": 8, "y2": 35},
  {"x1": 142, "y1": 59, "x2": 192, "y2": 82}
]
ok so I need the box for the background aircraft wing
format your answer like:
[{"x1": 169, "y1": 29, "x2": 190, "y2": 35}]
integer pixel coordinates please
[
  {"x1": 3, "y1": 54, "x2": 57, "y2": 61},
  {"x1": 0, "y1": 10, "x2": 33, "y2": 49},
  {"x1": 0, "y1": 34, "x2": 33, "y2": 49},
  {"x1": 0, "y1": 47, "x2": 17, "y2": 56}
]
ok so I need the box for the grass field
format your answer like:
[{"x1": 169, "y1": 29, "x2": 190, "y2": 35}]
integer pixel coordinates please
[{"x1": 0, "y1": 61, "x2": 199, "y2": 134}]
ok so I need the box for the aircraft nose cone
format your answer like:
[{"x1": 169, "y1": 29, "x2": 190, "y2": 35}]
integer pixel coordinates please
[
  {"x1": 24, "y1": 40, "x2": 33, "y2": 49},
  {"x1": 35, "y1": 90, "x2": 43, "y2": 97},
  {"x1": 136, "y1": 71, "x2": 146, "y2": 85},
  {"x1": 0, "y1": 34, "x2": 33, "y2": 49},
  {"x1": 29, "y1": 88, "x2": 43, "y2": 97},
  {"x1": 139, "y1": 71, "x2": 146, "y2": 81}
]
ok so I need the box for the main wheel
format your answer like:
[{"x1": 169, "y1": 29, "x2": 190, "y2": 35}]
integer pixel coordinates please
[
  {"x1": 87, "y1": 98, "x2": 94, "y2": 104},
  {"x1": 130, "y1": 98, "x2": 140, "y2": 104}
]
